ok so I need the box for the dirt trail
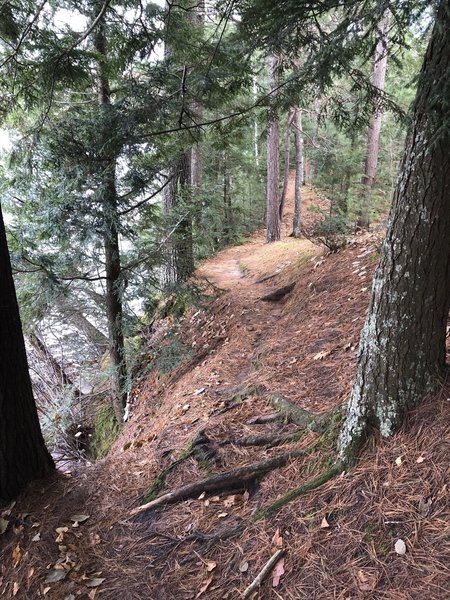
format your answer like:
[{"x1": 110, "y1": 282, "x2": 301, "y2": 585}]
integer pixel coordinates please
[{"x1": 197, "y1": 176, "x2": 320, "y2": 293}]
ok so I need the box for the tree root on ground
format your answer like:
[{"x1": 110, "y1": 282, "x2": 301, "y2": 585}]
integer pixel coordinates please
[
  {"x1": 251, "y1": 461, "x2": 345, "y2": 520},
  {"x1": 220, "y1": 430, "x2": 304, "y2": 449},
  {"x1": 269, "y1": 393, "x2": 343, "y2": 433},
  {"x1": 130, "y1": 449, "x2": 306, "y2": 517},
  {"x1": 139, "y1": 430, "x2": 216, "y2": 504}
]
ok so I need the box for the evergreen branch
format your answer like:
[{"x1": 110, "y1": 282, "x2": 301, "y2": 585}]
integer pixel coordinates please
[{"x1": 118, "y1": 175, "x2": 174, "y2": 216}]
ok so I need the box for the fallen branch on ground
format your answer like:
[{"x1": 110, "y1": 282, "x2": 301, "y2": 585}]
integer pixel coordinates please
[
  {"x1": 242, "y1": 549, "x2": 286, "y2": 598},
  {"x1": 130, "y1": 449, "x2": 306, "y2": 517}
]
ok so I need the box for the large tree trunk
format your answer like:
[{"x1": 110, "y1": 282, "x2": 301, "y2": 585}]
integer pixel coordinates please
[
  {"x1": 339, "y1": 1, "x2": 450, "y2": 461},
  {"x1": 357, "y1": 13, "x2": 389, "y2": 229},
  {"x1": 266, "y1": 55, "x2": 281, "y2": 242},
  {"x1": 0, "y1": 208, "x2": 54, "y2": 502},
  {"x1": 93, "y1": 6, "x2": 127, "y2": 421},
  {"x1": 292, "y1": 107, "x2": 304, "y2": 238}
]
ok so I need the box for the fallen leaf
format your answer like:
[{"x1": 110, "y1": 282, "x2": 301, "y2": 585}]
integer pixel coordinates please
[
  {"x1": 44, "y1": 570, "x2": 67, "y2": 584},
  {"x1": 217, "y1": 512, "x2": 228, "y2": 518},
  {"x1": 395, "y1": 456, "x2": 402, "y2": 466},
  {"x1": 416, "y1": 456, "x2": 425, "y2": 464},
  {"x1": 356, "y1": 569, "x2": 377, "y2": 592},
  {"x1": 55, "y1": 527, "x2": 69, "y2": 543},
  {"x1": 32, "y1": 533, "x2": 41, "y2": 542},
  {"x1": 206, "y1": 561, "x2": 216, "y2": 572},
  {"x1": 12, "y1": 582, "x2": 20, "y2": 596},
  {"x1": 320, "y1": 516, "x2": 330, "y2": 529},
  {"x1": 198, "y1": 492, "x2": 206, "y2": 500},
  {"x1": 88, "y1": 590, "x2": 97, "y2": 600},
  {"x1": 272, "y1": 557, "x2": 285, "y2": 587},
  {"x1": 239, "y1": 561, "x2": 249, "y2": 573},
  {"x1": 12, "y1": 544, "x2": 22, "y2": 568},
  {"x1": 313, "y1": 349, "x2": 331, "y2": 360},
  {"x1": 272, "y1": 528, "x2": 283, "y2": 549},
  {"x1": 0, "y1": 518, "x2": 9, "y2": 535},
  {"x1": 223, "y1": 495, "x2": 239, "y2": 508},
  {"x1": 394, "y1": 539, "x2": 407, "y2": 555},
  {"x1": 43, "y1": 586, "x2": 51, "y2": 595},
  {"x1": 243, "y1": 491, "x2": 250, "y2": 503},
  {"x1": 210, "y1": 496, "x2": 221, "y2": 503},
  {"x1": 85, "y1": 578, "x2": 106, "y2": 588},
  {"x1": 70, "y1": 515, "x2": 90, "y2": 524},
  {"x1": 195, "y1": 575, "x2": 213, "y2": 598}
]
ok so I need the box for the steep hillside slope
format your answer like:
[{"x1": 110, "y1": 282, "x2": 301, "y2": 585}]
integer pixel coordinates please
[{"x1": 1, "y1": 182, "x2": 448, "y2": 600}]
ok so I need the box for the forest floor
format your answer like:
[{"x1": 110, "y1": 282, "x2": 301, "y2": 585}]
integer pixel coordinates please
[{"x1": 1, "y1": 175, "x2": 449, "y2": 600}]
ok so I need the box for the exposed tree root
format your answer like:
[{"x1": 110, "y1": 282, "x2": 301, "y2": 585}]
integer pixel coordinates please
[
  {"x1": 251, "y1": 462, "x2": 345, "y2": 520},
  {"x1": 247, "y1": 413, "x2": 280, "y2": 425},
  {"x1": 131, "y1": 449, "x2": 306, "y2": 517},
  {"x1": 269, "y1": 393, "x2": 342, "y2": 433},
  {"x1": 140, "y1": 430, "x2": 215, "y2": 504},
  {"x1": 260, "y1": 282, "x2": 296, "y2": 302},
  {"x1": 213, "y1": 383, "x2": 264, "y2": 416},
  {"x1": 220, "y1": 430, "x2": 304, "y2": 449}
]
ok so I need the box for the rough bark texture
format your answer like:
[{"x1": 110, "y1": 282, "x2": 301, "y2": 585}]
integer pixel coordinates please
[
  {"x1": 279, "y1": 109, "x2": 294, "y2": 219},
  {"x1": 266, "y1": 55, "x2": 280, "y2": 242},
  {"x1": 223, "y1": 152, "x2": 233, "y2": 244},
  {"x1": 0, "y1": 208, "x2": 54, "y2": 502},
  {"x1": 93, "y1": 7, "x2": 127, "y2": 421},
  {"x1": 292, "y1": 107, "x2": 304, "y2": 237},
  {"x1": 56, "y1": 297, "x2": 108, "y2": 354},
  {"x1": 358, "y1": 13, "x2": 389, "y2": 229},
  {"x1": 339, "y1": 1, "x2": 450, "y2": 460},
  {"x1": 163, "y1": 154, "x2": 195, "y2": 289}
]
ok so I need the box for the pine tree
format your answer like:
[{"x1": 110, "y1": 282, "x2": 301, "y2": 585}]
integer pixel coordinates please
[{"x1": 339, "y1": 0, "x2": 450, "y2": 459}]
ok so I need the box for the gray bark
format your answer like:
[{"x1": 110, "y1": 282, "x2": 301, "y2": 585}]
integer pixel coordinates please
[
  {"x1": 266, "y1": 55, "x2": 281, "y2": 242},
  {"x1": 339, "y1": 0, "x2": 450, "y2": 460}
]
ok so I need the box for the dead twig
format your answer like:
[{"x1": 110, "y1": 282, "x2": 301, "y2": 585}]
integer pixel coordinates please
[{"x1": 242, "y1": 549, "x2": 286, "y2": 598}]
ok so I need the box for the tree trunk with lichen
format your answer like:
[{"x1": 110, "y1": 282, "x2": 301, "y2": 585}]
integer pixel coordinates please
[
  {"x1": 339, "y1": 1, "x2": 450, "y2": 461},
  {"x1": 292, "y1": 107, "x2": 303, "y2": 237}
]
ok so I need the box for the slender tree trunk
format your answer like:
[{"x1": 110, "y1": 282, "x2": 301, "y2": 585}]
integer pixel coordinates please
[
  {"x1": 357, "y1": 13, "x2": 389, "y2": 229},
  {"x1": 279, "y1": 109, "x2": 294, "y2": 219},
  {"x1": 253, "y1": 76, "x2": 260, "y2": 167},
  {"x1": 223, "y1": 152, "x2": 233, "y2": 244},
  {"x1": 93, "y1": 6, "x2": 127, "y2": 421},
  {"x1": 339, "y1": 1, "x2": 450, "y2": 461},
  {"x1": 292, "y1": 107, "x2": 304, "y2": 237},
  {"x1": 266, "y1": 55, "x2": 280, "y2": 242},
  {"x1": 0, "y1": 208, "x2": 54, "y2": 502}
]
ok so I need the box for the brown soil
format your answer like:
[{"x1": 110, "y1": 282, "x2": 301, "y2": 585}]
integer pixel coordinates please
[{"x1": 1, "y1": 178, "x2": 449, "y2": 600}]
